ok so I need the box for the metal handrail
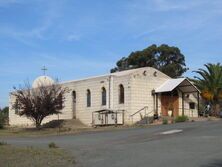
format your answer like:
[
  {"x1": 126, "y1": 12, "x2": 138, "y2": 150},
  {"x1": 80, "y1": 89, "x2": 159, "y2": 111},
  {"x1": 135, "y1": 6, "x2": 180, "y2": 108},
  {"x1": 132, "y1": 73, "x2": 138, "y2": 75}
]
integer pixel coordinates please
[
  {"x1": 130, "y1": 106, "x2": 148, "y2": 117},
  {"x1": 146, "y1": 109, "x2": 155, "y2": 116},
  {"x1": 130, "y1": 107, "x2": 157, "y2": 124}
]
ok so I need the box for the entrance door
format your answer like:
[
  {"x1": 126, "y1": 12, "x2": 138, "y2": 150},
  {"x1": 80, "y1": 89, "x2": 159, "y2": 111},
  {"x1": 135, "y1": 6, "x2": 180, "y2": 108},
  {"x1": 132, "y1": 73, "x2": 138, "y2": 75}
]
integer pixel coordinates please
[
  {"x1": 72, "y1": 91, "x2": 76, "y2": 119},
  {"x1": 161, "y1": 93, "x2": 179, "y2": 117}
]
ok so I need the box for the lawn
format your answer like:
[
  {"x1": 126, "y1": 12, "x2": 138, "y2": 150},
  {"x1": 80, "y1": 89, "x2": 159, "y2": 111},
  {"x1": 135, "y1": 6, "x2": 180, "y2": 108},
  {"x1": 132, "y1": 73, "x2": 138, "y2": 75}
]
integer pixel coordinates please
[
  {"x1": 0, "y1": 125, "x2": 131, "y2": 137},
  {"x1": 0, "y1": 144, "x2": 75, "y2": 167}
]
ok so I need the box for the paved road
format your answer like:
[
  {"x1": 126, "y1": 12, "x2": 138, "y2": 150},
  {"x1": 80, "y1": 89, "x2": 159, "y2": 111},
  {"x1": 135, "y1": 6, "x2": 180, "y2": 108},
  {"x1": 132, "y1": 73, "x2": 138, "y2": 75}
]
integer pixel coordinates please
[{"x1": 1, "y1": 121, "x2": 222, "y2": 167}]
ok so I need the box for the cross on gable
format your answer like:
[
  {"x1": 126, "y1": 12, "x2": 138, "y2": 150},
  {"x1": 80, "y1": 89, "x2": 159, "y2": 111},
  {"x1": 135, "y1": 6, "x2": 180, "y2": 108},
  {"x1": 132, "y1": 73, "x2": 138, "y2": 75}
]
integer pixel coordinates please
[{"x1": 41, "y1": 66, "x2": 48, "y2": 76}]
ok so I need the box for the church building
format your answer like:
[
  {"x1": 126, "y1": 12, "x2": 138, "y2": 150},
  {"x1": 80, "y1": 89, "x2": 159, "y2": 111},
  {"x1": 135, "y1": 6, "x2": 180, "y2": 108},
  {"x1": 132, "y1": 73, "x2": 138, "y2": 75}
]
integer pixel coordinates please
[{"x1": 9, "y1": 67, "x2": 200, "y2": 126}]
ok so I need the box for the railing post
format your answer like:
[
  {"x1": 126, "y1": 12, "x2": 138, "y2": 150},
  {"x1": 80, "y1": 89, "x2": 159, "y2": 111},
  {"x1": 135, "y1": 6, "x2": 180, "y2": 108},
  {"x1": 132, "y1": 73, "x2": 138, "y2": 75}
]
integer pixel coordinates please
[
  {"x1": 182, "y1": 93, "x2": 185, "y2": 116},
  {"x1": 145, "y1": 108, "x2": 147, "y2": 117},
  {"x1": 130, "y1": 106, "x2": 149, "y2": 125}
]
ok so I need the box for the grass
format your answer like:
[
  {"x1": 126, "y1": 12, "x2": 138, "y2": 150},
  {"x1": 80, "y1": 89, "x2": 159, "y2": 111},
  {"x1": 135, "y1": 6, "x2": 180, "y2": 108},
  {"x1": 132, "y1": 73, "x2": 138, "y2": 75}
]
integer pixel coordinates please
[
  {"x1": 0, "y1": 145, "x2": 75, "y2": 167},
  {"x1": 0, "y1": 127, "x2": 72, "y2": 137},
  {"x1": 0, "y1": 141, "x2": 7, "y2": 146},
  {"x1": 0, "y1": 125, "x2": 134, "y2": 137},
  {"x1": 0, "y1": 127, "x2": 79, "y2": 138},
  {"x1": 48, "y1": 142, "x2": 58, "y2": 148},
  {"x1": 162, "y1": 118, "x2": 168, "y2": 125},
  {"x1": 174, "y1": 115, "x2": 189, "y2": 123}
]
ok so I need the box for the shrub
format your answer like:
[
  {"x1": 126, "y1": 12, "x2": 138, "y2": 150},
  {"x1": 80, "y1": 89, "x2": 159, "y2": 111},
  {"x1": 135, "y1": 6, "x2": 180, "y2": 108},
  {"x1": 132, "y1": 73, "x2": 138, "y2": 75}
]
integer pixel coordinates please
[
  {"x1": 0, "y1": 115, "x2": 5, "y2": 129},
  {"x1": 48, "y1": 142, "x2": 58, "y2": 149},
  {"x1": 162, "y1": 118, "x2": 168, "y2": 125},
  {"x1": 0, "y1": 107, "x2": 9, "y2": 129},
  {"x1": 0, "y1": 123, "x2": 3, "y2": 129},
  {"x1": 0, "y1": 141, "x2": 7, "y2": 146},
  {"x1": 174, "y1": 115, "x2": 189, "y2": 123}
]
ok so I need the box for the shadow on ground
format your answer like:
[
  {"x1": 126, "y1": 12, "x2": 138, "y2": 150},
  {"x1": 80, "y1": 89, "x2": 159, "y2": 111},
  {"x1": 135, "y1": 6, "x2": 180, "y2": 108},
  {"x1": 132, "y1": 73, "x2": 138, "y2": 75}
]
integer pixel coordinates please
[
  {"x1": 201, "y1": 160, "x2": 222, "y2": 167},
  {"x1": 42, "y1": 120, "x2": 65, "y2": 128}
]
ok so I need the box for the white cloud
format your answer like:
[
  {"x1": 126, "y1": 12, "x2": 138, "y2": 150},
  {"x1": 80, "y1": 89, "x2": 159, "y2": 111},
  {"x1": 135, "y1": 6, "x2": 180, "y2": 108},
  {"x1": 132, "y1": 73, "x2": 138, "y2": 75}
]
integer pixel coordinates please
[
  {"x1": 0, "y1": 0, "x2": 21, "y2": 7},
  {"x1": 0, "y1": 0, "x2": 65, "y2": 45},
  {"x1": 124, "y1": 0, "x2": 222, "y2": 41},
  {"x1": 133, "y1": 25, "x2": 167, "y2": 39},
  {"x1": 36, "y1": 53, "x2": 113, "y2": 70},
  {"x1": 66, "y1": 34, "x2": 81, "y2": 41},
  {"x1": 153, "y1": 0, "x2": 196, "y2": 11},
  {"x1": 128, "y1": 0, "x2": 210, "y2": 13}
]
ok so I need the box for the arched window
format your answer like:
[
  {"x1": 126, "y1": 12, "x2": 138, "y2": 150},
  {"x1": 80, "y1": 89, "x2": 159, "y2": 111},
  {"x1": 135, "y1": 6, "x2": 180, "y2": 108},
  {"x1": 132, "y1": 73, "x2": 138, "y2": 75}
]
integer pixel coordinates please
[
  {"x1": 119, "y1": 84, "x2": 124, "y2": 104},
  {"x1": 101, "y1": 87, "x2": 106, "y2": 106},
  {"x1": 72, "y1": 91, "x2": 76, "y2": 119},
  {"x1": 72, "y1": 91, "x2": 76, "y2": 101},
  {"x1": 87, "y1": 89, "x2": 91, "y2": 107}
]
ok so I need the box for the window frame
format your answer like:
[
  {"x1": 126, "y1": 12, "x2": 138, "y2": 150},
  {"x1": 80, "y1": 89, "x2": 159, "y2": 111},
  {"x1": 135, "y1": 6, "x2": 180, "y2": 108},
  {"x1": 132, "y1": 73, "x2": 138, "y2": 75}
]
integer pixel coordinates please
[
  {"x1": 86, "y1": 89, "x2": 91, "y2": 107},
  {"x1": 101, "y1": 87, "x2": 106, "y2": 106},
  {"x1": 189, "y1": 102, "x2": 195, "y2": 110},
  {"x1": 119, "y1": 84, "x2": 125, "y2": 104}
]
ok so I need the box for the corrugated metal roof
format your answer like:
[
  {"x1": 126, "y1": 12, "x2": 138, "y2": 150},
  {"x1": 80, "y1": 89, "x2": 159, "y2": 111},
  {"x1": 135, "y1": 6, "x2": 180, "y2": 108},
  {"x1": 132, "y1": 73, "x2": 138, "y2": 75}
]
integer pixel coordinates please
[{"x1": 155, "y1": 78, "x2": 199, "y2": 93}]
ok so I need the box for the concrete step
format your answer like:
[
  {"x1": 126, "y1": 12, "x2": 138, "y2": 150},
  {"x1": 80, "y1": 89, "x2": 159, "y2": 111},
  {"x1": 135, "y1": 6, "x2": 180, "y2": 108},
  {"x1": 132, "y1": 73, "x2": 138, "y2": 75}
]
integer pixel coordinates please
[{"x1": 135, "y1": 117, "x2": 154, "y2": 125}]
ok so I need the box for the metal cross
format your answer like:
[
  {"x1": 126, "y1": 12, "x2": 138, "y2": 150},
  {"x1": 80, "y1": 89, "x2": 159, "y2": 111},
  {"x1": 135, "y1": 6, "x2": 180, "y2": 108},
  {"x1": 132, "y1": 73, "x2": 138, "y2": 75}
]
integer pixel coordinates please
[{"x1": 41, "y1": 66, "x2": 48, "y2": 76}]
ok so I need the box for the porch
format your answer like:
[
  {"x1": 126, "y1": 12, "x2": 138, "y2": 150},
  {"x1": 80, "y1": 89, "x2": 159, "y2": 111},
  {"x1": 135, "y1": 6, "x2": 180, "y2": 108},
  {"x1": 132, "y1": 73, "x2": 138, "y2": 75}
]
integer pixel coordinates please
[{"x1": 154, "y1": 78, "x2": 200, "y2": 117}]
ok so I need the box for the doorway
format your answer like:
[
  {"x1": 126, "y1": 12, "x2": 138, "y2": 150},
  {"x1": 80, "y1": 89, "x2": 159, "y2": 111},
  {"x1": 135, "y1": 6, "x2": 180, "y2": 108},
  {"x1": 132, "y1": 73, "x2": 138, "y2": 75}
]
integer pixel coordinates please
[{"x1": 161, "y1": 90, "x2": 179, "y2": 117}]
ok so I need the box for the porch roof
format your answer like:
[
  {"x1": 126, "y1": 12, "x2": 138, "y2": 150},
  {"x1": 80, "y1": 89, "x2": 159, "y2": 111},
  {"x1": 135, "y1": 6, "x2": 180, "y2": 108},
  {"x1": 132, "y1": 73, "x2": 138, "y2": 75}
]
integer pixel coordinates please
[{"x1": 155, "y1": 78, "x2": 200, "y2": 93}]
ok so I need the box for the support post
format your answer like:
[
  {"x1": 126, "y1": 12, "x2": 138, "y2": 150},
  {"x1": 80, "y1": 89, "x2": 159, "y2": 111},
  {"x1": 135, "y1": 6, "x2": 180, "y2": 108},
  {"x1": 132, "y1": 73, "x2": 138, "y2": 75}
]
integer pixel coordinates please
[
  {"x1": 197, "y1": 91, "x2": 200, "y2": 117},
  {"x1": 92, "y1": 112, "x2": 94, "y2": 127},
  {"x1": 156, "y1": 93, "x2": 158, "y2": 114},
  {"x1": 182, "y1": 92, "x2": 185, "y2": 116}
]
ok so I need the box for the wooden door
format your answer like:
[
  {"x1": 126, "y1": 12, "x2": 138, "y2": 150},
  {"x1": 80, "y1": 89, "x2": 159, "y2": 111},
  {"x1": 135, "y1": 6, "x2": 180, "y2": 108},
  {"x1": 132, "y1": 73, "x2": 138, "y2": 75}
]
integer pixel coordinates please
[{"x1": 161, "y1": 95, "x2": 179, "y2": 117}]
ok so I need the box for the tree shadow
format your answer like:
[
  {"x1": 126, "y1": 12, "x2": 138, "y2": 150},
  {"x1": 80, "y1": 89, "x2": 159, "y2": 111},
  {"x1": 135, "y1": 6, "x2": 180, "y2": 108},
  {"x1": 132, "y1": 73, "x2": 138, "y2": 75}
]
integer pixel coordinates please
[
  {"x1": 41, "y1": 120, "x2": 65, "y2": 129},
  {"x1": 201, "y1": 160, "x2": 222, "y2": 167}
]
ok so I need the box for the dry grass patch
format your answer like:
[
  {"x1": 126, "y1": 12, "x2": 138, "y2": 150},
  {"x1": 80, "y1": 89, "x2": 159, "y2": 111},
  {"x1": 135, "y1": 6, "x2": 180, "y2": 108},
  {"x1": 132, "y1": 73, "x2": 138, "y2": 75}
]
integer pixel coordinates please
[{"x1": 0, "y1": 145, "x2": 75, "y2": 167}]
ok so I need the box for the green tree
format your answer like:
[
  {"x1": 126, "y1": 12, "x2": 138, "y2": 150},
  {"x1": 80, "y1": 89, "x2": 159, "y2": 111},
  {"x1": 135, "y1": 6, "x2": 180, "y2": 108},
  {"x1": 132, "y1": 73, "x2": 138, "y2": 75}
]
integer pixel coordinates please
[
  {"x1": 111, "y1": 44, "x2": 188, "y2": 78},
  {"x1": 1, "y1": 107, "x2": 9, "y2": 116},
  {"x1": 193, "y1": 63, "x2": 222, "y2": 116},
  {"x1": 0, "y1": 107, "x2": 8, "y2": 129}
]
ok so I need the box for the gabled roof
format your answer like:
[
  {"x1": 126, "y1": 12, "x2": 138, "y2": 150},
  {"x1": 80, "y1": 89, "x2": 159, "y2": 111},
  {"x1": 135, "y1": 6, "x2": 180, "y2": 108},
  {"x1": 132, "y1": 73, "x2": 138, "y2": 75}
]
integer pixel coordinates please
[
  {"x1": 62, "y1": 67, "x2": 169, "y2": 84},
  {"x1": 155, "y1": 78, "x2": 199, "y2": 93}
]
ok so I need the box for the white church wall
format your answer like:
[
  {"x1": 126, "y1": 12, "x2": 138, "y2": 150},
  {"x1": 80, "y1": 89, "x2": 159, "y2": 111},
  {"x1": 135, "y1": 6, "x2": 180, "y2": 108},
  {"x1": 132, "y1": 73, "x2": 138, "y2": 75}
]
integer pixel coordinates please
[
  {"x1": 62, "y1": 75, "x2": 111, "y2": 126},
  {"x1": 178, "y1": 92, "x2": 199, "y2": 117},
  {"x1": 129, "y1": 68, "x2": 170, "y2": 124},
  {"x1": 112, "y1": 75, "x2": 132, "y2": 124}
]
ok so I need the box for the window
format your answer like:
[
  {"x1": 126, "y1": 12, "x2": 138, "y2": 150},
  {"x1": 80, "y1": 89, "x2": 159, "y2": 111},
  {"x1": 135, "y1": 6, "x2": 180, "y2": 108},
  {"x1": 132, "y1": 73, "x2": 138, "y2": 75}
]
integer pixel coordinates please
[
  {"x1": 119, "y1": 84, "x2": 124, "y2": 104},
  {"x1": 72, "y1": 91, "x2": 76, "y2": 103},
  {"x1": 101, "y1": 87, "x2": 106, "y2": 106},
  {"x1": 72, "y1": 91, "x2": 77, "y2": 119},
  {"x1": 189, "y1": 102, "x2": 195, "y2": 110},
  {"x1": 87, "y1": 89, "x2": 91, "y2": 107}
]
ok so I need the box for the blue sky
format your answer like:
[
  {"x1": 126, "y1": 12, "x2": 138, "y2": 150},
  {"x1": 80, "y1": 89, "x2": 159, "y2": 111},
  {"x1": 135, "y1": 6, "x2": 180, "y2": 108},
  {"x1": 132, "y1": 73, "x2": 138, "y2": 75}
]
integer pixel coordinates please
[{"x1": 0, "y1": 0, "x2": 222, "y2": 107}]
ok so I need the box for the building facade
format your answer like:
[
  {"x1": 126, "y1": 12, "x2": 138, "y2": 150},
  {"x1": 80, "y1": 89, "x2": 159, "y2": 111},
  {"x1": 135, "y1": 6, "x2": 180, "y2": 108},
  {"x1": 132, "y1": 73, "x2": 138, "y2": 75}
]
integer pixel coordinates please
[{"x1": 9, "y1": 67, "x2": 200, "y2": 126}]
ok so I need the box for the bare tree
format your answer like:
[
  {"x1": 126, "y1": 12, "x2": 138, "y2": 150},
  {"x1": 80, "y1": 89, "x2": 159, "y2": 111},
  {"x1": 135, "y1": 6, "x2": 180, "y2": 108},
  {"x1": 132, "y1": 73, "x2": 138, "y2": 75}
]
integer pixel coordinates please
[{"x1": 12, "y1": 82, "x2": 69, "y2": 129}]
